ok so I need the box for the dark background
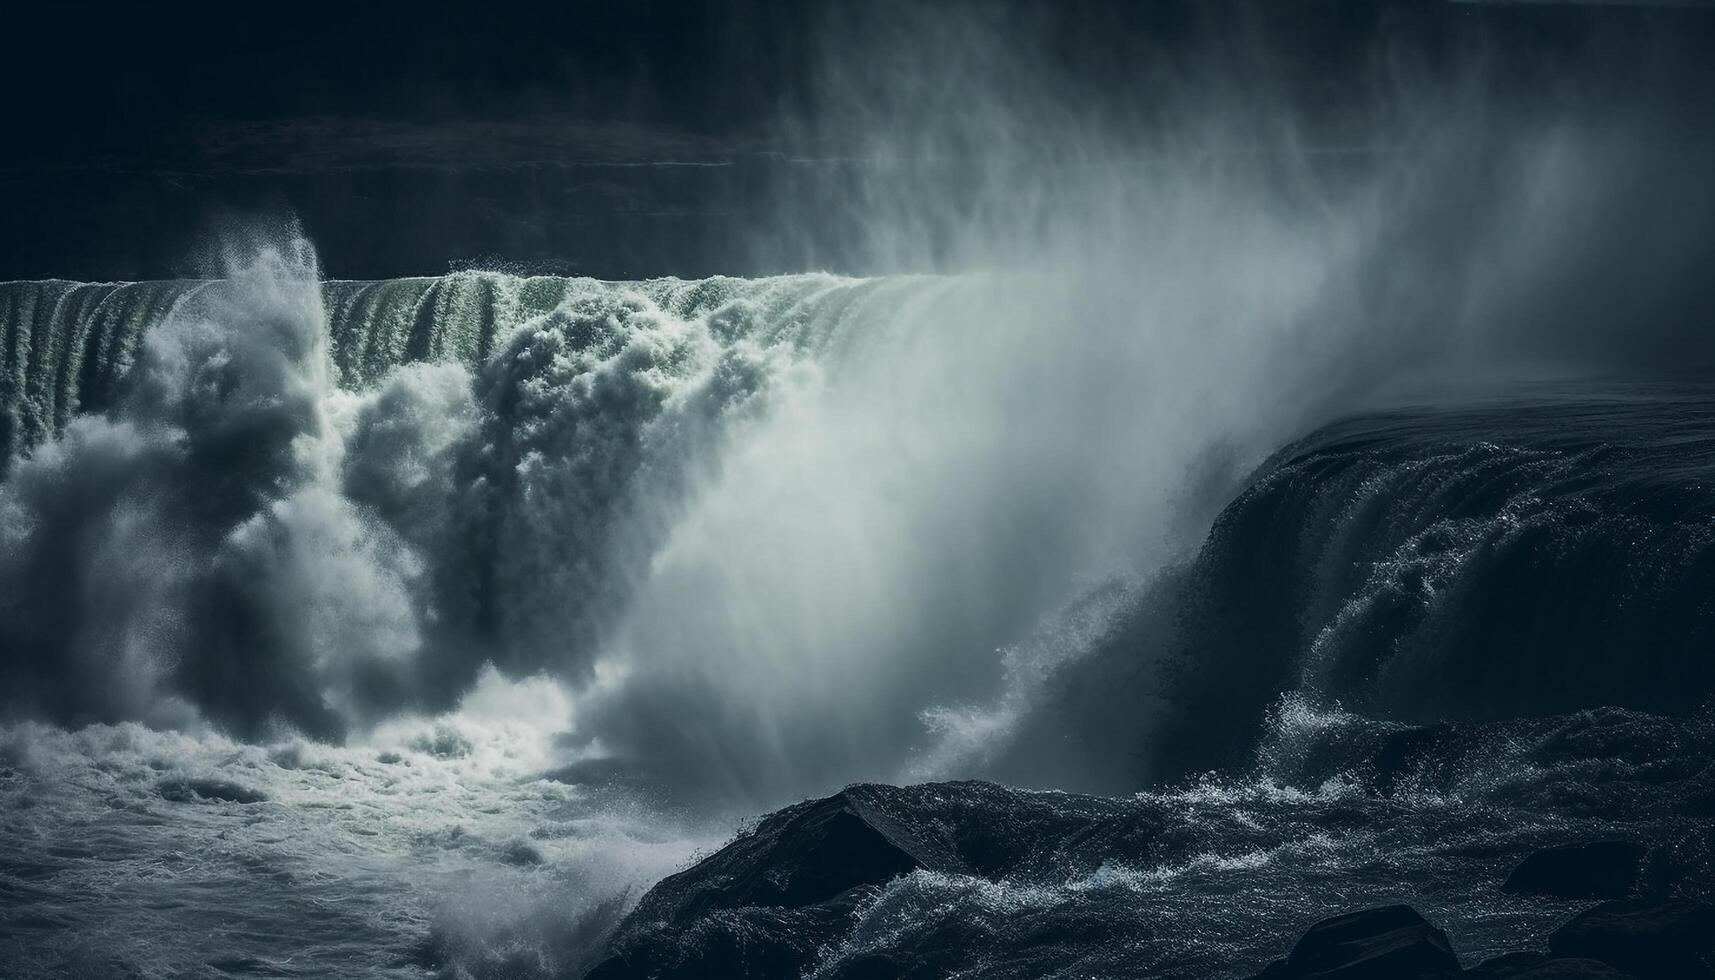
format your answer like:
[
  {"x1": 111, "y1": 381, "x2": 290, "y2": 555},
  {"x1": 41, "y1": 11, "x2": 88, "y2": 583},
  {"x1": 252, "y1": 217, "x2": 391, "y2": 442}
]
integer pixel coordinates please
[{"x1": 2, "y1": 0, "x2": 1712, "y2": 280}]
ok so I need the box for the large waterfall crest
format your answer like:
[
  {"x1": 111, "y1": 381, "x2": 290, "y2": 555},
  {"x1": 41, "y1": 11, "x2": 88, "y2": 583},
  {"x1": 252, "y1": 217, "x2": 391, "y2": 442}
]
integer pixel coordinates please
[{"x1": 0, "y1": 203, "x2": 1416, "y2": 807}]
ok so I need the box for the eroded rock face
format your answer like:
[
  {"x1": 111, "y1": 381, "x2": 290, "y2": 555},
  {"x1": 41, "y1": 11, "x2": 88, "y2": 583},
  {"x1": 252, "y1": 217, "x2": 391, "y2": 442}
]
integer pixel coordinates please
[
  {"x1": 1547, "y1": 900, "x2": 1715, "y2": 980},
  {"x1": 1502, "y1": 842, "x2": 1647, "y2": 900},
  {"x1": 1248, "y1": 905, "x2": 1462, "y2": 980}
]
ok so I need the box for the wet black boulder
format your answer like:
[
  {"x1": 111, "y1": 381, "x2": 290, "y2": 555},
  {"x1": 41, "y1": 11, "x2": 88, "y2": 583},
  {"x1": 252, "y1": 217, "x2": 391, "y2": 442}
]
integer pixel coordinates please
[
  {"x1": 582, "y1": 790, "x2": 925, "y2": 980},
  {"x1": 1502, "y1": 841, "x2": 1647, "y2": 900},
  {"x1": 1547, "y1": 900, "x2": 1715, "y2": 980},
  {"x1": 1248, "y1": 904, "x2": 1462, "y2": 979}
]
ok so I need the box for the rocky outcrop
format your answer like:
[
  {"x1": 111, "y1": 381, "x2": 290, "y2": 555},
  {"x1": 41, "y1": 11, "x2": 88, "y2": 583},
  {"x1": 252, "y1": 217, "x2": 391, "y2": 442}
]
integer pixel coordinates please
[
  {"x1": 582, "y1": 781, "x2": 1155, "y2": 980},
  {"x1": 579, "y1": 776, "x2": 1709, "y2": 980}
]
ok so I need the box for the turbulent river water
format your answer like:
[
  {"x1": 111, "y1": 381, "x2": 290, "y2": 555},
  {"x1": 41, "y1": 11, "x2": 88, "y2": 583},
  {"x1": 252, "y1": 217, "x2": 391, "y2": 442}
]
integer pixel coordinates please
[{"x1": 1, "y1": 257, "x2": 1712, "y2": 978}]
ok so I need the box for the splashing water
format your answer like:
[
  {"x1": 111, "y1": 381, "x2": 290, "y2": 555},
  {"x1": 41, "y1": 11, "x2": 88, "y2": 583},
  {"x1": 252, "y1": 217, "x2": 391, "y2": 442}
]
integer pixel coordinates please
[{"x1": 6, "y1": 8, "x2": 1715, "y2": 976}]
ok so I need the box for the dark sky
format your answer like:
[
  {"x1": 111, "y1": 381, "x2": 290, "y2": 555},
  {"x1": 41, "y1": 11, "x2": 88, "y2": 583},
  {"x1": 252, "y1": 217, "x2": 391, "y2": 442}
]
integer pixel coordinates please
[
  {"x1": 2, "y1": 0, "x2": 1712, "y2": 279},
  {"x1": 4, "y1": 2, "x2": 816, "y2": 168},
  {"x1": 9, "y1": 1, "x2": 1705, "y2": 148}
]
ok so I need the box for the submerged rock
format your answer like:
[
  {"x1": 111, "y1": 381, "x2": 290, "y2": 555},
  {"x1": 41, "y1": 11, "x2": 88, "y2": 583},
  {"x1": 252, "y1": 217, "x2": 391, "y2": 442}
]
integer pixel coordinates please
[
  {"x1": 1502, "y1": 841, "x2": 1647, "y2": 900},
  {"x1": 1547, "y1": 900, "x2": 1715, "y2": 980},
  {"x1": 1248, "y1": 905, "x2": 1462, "y2": 980},
  {"x1": 156, "y1": 776, "x2": 268, "y2": 804}
]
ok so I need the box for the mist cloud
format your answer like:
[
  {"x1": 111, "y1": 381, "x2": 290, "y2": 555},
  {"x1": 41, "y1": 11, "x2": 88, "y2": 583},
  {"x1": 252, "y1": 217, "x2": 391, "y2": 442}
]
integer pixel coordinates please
[{"x1": 1, "y1": 5, "x2": 1712, "y2": 816}]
